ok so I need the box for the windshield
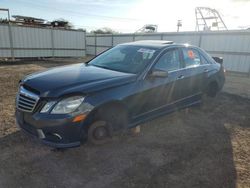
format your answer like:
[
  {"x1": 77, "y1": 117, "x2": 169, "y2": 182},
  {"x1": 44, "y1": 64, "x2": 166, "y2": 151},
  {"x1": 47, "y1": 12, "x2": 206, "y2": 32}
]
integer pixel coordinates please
[{"x1": 88, "y1": 45, "x2": 158, "y2": 74}]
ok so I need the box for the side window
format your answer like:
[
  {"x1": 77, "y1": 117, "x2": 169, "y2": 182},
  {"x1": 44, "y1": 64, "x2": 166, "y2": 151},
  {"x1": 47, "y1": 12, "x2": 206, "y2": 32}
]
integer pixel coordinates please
[
  {"x1": 154, "y1": 49, "x2": 180, "y2": 71},
  {"x1": 182, "y1": 48, "x2": 201, "y2": 67}
]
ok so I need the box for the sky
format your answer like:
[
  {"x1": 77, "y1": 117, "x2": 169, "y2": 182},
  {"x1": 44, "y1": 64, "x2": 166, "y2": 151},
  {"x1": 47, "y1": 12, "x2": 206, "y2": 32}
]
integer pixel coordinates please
[{"x1": 1, "y1": 0, "x2": 250, "y2": 33}]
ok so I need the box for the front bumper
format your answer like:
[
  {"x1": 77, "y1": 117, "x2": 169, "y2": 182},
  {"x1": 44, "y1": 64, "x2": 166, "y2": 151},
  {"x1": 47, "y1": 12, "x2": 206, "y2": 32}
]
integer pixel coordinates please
[{"x1": 15, "y1": 109, "x2": 88, "y2": 148}]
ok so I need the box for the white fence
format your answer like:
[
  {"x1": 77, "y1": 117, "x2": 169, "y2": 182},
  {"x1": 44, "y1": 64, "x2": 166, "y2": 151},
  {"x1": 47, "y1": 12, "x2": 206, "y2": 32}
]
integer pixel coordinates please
[
  {"x1": 1, "y1": 25, "x2": 250, "y2": 75},
  {"x1": 86, "y1": 31, "x2": 250, "y2": 75},
  {"x1": 0, "y1": 24, "x2": 86, "y2": 58}
]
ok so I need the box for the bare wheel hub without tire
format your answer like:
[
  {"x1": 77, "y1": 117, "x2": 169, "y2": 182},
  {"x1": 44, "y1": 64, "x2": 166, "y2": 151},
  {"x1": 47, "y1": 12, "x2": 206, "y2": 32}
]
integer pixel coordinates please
[
  {"x1": 93, "y1": 126, "x2": 108, "y2": 140},
  {"x1": 88, "y1": 121, "x2": 111, "y2": 145}
]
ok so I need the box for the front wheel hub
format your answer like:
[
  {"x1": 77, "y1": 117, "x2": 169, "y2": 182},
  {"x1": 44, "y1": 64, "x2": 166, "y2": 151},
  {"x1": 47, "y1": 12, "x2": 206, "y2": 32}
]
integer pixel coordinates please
[
  {"x1": 94, "y1": 127, "x2": 108, "y2": 140},
  {"x1": 87, "y1": 121, "x2": 112, "y2": 145}
]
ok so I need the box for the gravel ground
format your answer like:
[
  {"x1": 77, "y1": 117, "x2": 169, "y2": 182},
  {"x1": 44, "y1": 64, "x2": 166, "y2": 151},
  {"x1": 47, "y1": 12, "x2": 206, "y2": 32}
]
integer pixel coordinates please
[{"x1": 0, "y1": 59, "x2": 249, "y2": 188}]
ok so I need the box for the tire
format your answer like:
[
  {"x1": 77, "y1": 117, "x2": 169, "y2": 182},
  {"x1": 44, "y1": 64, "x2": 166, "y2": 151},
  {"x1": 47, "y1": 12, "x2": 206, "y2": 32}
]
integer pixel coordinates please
[
  {"x1": 87, "y1": 121, "x2": 112, "y2": 145},
  {"x1": 206, "y1": 82, "x2": 218, "y2": 98}
]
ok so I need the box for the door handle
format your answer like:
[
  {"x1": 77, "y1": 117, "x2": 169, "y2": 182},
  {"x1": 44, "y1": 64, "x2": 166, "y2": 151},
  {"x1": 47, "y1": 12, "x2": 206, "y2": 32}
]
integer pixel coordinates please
[
  {"x1": 177, "y1": 75, "x2": 184, "y2": 80},
  {"x1": 204, "y1": 69, "x2": 209, "y2": 73}
]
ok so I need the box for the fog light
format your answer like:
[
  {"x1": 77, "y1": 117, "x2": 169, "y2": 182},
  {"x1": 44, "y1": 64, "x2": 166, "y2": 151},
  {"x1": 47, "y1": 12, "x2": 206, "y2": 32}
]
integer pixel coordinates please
[
  {"x1": 37, "y1": 129, "x2": 45, "y2": 139},
  {"x1": 52, "y1": 133, "x2": 62, "y2": 140}
]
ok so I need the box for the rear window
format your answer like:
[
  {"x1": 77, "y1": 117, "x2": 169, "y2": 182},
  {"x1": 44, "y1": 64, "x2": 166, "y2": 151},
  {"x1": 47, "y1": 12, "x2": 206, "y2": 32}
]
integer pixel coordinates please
[{"x1": 200, "y1": 54, "x2": 211, "y2": 64}]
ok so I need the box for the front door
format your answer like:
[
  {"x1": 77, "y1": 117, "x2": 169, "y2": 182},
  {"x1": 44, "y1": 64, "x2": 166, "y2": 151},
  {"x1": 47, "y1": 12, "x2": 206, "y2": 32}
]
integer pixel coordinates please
[{"x1": 130, "y1": 48, "x2": 183, "y2": 119}]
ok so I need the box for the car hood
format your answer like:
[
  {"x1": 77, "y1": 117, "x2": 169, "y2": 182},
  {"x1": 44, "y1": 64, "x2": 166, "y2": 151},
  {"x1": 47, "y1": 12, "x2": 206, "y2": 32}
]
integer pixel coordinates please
[{"x1": 23, "y1": 63, "x2": 137, "y2": 98}]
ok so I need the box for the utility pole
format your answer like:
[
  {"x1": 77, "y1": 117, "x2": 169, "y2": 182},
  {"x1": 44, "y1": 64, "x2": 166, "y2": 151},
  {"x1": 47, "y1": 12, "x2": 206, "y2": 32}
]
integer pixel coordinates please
[{"x1": 177, "y1": 20, "x2": 182, "y2": 32}]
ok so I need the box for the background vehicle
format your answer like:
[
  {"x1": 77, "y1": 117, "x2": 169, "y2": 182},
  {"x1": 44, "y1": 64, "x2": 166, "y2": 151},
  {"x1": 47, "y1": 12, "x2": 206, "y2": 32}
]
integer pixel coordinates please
[{"x1": 15, "y1": 40, "x2": 225, "y2": 148}]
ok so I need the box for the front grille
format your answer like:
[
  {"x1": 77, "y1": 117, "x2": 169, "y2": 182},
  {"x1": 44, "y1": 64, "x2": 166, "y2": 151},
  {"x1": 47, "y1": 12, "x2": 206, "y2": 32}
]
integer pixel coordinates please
[{"x1": 17, "y1": 86, "x2": 39, "y2": 113}]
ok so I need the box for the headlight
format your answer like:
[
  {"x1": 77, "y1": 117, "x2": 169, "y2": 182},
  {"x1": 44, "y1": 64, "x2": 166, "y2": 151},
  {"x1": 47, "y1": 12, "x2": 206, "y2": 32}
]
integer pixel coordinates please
[
  {"x1": 51, "y1": 96, "x2": 84, "y2": 114},
  {"x1": 40, "y1": 101, "x2": 56, "y2": 113},
  {"x1": 40, "y1": 96, "x2": 84, "y2": 114}
]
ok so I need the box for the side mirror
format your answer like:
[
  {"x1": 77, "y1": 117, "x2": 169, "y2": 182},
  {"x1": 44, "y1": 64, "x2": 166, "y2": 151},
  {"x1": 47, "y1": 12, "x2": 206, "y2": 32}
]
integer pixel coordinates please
[
  {"x1": 212, "y1": 57, "x2": 223, "y2": 64},
  {"x1": 150, "y1": 69, "x2": 168, "y2": 78}
]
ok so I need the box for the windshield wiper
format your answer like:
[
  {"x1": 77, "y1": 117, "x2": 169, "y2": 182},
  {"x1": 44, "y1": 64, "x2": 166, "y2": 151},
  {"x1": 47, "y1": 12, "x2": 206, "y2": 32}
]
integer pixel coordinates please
[
  {"x1": 90, "y1": 64, "x2": 134, "y2": 74},
  {"x1": 90, "y1": 64, "x2": 114, "y2": 71}
]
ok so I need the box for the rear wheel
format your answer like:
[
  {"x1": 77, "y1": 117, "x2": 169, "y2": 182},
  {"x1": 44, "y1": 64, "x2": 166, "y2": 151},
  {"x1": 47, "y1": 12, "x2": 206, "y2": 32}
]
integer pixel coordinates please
[{"x1": 206, "y1": 82, "x2": 219, "y2": 97}]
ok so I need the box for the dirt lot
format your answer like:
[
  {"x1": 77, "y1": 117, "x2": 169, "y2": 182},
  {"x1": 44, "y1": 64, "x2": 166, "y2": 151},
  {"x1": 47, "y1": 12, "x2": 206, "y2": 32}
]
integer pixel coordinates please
[{"x1": 0, "y1": 59, "x2": 249, "y2": 188}]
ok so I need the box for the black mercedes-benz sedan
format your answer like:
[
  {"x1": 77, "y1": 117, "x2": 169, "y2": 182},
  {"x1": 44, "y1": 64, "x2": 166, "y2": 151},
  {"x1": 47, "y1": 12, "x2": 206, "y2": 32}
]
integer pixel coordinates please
[{"x1": 15, "y1": 40, "x2": 225, "y2": 148}]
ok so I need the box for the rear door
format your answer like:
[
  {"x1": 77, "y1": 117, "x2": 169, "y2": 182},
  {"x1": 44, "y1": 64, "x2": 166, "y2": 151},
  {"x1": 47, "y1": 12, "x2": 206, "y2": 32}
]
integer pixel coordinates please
[{"x1": 180, "y1": 47, "x2": 205, "y2": 97}]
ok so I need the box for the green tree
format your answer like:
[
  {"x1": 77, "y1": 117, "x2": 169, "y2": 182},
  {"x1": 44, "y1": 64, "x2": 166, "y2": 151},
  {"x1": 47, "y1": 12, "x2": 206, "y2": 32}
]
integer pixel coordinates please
[{"x1": 91, "y1": 27, "x2": 119, "y2": 34}]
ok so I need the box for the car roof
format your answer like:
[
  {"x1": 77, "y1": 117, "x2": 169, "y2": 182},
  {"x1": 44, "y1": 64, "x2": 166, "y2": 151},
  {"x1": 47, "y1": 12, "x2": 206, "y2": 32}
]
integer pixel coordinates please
[
  {"x1": 120, "y1": 40, "x2": 200, "y2": 51},
  {"x1": 121, "y1": 40, "x2": 175, "y2": 48}
]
